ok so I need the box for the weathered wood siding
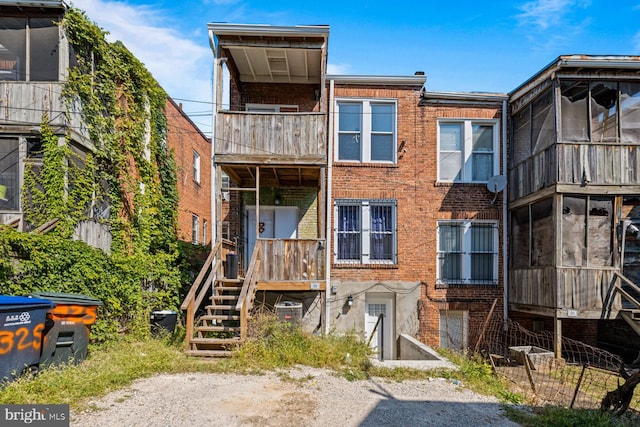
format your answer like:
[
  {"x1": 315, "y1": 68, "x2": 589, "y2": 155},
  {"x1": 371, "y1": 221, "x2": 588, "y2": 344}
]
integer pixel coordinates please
[
  {"x1": 216, "y1": 112, "x2": 326, "y2": 164},
  {"x1": 510, "y1": 143, "x2": 640, "y2": 200},
  {"x1": 0, "y1": 82, "x2": 88, "y2": 141},
  {"x1": 510, "y1": 267, "x2": 557, "y2": 308},
  {"x1": 510, "y1": 267, "x2": 621, "y2": 311},
  {"x1": 257, "y1": 238, "x2": 325, "y2": 281},
  {"x1": 557, "y1": 268, "x2": 619, "y2": 311},
  {"x1": 74, "y1": 220, "x2": 112, "y2": 253},
  {"x1": 509, "y1": 145, "x2": 557, "y2": 201}
]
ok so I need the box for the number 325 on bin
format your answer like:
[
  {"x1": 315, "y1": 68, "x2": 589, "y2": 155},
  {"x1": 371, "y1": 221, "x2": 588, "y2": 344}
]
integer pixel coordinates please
[{"x1": 0, "y1": 324, "x2": 44, "y2": 355}]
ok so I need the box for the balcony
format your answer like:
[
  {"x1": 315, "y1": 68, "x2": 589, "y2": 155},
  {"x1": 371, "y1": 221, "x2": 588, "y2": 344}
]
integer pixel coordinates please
[
  {"x1": 0, "y1": 81, "x2": 90, "y2": 145},
  {"x1": 215, "y1": 111, "x2": 327, "y2": 165}
]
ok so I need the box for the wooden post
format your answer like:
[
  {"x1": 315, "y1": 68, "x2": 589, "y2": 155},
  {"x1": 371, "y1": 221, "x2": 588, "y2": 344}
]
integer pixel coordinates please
[
  {"x1": 554, "y1": 315, "x2": 563, "y2": 359},
  {"x1": 474, "y1": 298, "x2": 498, "y2": 354},
  {"x1": 523, "y1": 351, "x2": 537, "y2": 394},
  {"x1": 570, "y1": 364, "x2": 588, "y2": 408},
  {"x1": 256, "y1": 167, "x2": 260, "y2": 243}
]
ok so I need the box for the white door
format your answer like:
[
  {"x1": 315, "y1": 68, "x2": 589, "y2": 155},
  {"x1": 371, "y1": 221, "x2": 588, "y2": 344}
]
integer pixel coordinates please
[
  {"x1": 246, "y1": 207, "x2": 298, "y2": 265},
  {"x1": 364, "y1": 295, "x2": 395, "y2": 360}
]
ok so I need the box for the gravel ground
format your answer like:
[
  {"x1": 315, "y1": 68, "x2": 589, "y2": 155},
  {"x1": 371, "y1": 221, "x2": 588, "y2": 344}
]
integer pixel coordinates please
[{"x1": 71, "y1": 366, "x2": 519, "y2": 426}]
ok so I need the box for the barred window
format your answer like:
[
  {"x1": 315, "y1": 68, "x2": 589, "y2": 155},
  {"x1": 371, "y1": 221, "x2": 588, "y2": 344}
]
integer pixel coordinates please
[
  {"x1": 437, "y1": 221, "x2": 498, "y2": 285},
  {"x1": 335, "y1": 199, "x2": 397, "y2": 264}
]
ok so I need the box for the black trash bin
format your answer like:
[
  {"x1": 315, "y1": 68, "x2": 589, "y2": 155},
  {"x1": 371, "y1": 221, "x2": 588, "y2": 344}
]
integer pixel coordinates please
[
  {"x1": 30, "y1": 292, "x2": 103, "y2": 367},
  {"x1": 0, "y1": 295, "x2": 54, "y2": 381},
  {"x1": 225, "y1": 253, "x2": 238, "y2": 279},
  {"x1": 150, "y1": 310, "x2": 178, "y2": 336}
]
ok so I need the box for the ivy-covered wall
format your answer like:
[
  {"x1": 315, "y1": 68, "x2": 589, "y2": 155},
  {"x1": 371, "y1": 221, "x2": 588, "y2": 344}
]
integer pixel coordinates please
[{"x1": 0, "y1": 7, "x2": 186, "y2": 342}]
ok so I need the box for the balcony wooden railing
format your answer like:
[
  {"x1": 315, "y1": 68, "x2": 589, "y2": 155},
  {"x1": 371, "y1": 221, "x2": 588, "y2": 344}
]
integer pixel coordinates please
[
  {"x1": 257, "y1": 238, "x2": 326, "y2": 282},
  {"x1": 215, "y1": 111, "x2": 327, "y2": 164},
  {"x1": 510, "y1": 267, "x2": 621, "y2": 315},
  {"x1": 0, "y1": 82, "x2": 89, "y2": 141},
  {"x1": 509, "y1": 142, "x2": 640, "y2": 201}
]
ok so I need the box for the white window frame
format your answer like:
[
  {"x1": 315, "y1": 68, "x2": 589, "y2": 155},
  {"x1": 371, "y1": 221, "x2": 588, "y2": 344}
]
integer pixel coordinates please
[
  {"x1": 436, "y1": 220, "x2": 499, "y2": 285},
  {"x1": 221, "y1": 172, "x2": 230, "y2": 201},
  {"x1": 245, "y1": 103, "x2": 299, "y2": 112},
  {"x1": 437, "y1": 119, "x2": 499, "y2": 183},
  {"x1": 334, "y1": 199, "x2": 397, "y2": 264},
  {"x1": 203, "y1": 219, "x2": 208, "y2": 244},
  {"x1": 193, "y1": 150, "x2": 201, "y2": 184},
  {"x1": 335, "y1": 98, "x2": 397, "y2": 164},
  {"x1": 192, "y1": 214, "x2": 200, "y2": 244}
]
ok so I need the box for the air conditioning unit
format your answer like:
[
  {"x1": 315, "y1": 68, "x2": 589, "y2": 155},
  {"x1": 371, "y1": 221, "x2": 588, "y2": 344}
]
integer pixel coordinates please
[{"x1": 222, "y1": 191, "x2": 230, "y2": 201}]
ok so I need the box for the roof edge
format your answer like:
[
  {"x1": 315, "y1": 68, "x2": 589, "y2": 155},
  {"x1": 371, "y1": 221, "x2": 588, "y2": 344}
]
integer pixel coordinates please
[
  {"x1": 421, "y1": 90, "x2": 508, "y2": 102},
  {"x1": 326, "y1": 74, "x2": 426, "y2": 86},
  {"x1": 208, "y1": 23, "x2": 330, "y2": 38}
]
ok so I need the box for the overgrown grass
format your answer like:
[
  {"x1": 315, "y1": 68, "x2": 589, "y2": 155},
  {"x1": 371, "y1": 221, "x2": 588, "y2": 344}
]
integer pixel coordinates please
[
  {"x1": 504, "y1": 405, "x2": 639, "y2": 427},
  {"x1": 1, "y1": 315, "x2": 634, "y2": 427},
  {"x1": 0, "y1": 338, "x2": 212, "y2": 410}
]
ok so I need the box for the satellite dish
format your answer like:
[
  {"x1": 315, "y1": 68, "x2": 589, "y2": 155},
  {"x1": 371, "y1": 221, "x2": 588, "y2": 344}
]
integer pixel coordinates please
[
  {"x1": 487, "y1": 175, "x2": 506, "y2": 193},
  {"x1": 487, "y1": 175, "x2": 506, "y2": 205}
]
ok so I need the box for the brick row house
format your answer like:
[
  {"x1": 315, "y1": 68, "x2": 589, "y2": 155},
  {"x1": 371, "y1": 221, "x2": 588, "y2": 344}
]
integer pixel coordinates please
[
  {"x1": 166, "y1": 98, "x2": 212, "y2": 246},
  {"x1": 178, "y1": 24, "x2": 640, "y2": 360},
  {"x1": 183, "y1": 22, "x2": 510, "y2": 358}
]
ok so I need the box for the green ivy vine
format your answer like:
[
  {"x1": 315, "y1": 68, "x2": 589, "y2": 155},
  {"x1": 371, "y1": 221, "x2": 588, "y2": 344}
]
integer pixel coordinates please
[{"x1": 5, "y1": 7, "x2": 184, "y2": 341}]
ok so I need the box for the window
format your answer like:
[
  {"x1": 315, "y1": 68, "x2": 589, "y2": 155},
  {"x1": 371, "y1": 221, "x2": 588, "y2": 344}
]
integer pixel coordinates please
[
  {"x1": 221, "y1": 172, "x2": 230, "y2": 201},
  {"x1": 438, "y1": 120, "x2": 498, "y2": 182},
  {"x1": 191, "y1": 214, "x2": 200, "y2": 244},
  {"x1": 560, "y1": 80, "x2": 640, "y2": 143},
  {"x1": 336, "y1": 100, "x2": 396, "y2": 163},
  {"x1": 335, "y1": 199, "x2": 397, "y2": 263},
  {"x1": 193, "y1": 150, "x2": 200, "y2": 183},
  {"x1": 203, "y1": 219, "x2": 208, "y2": 244},
  {"x1": 437, "y1": 221, "x2": 498, "y2": 285},
  {"x1": 0, "y1": 138, "x2": 19, "y2": 210},
  {"x1": 0, "y1": 16, "x2": 60, "y2": 81}
]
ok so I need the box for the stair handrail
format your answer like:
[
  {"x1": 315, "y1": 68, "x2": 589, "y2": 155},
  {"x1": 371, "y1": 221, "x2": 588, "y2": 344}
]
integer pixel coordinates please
[
  {"x1": 612, "y1": 271, "x2": 640, "y2": 310},
  {"x1": 180, "y1": 241, "x2": 222, "y2": 347},
  {"x1": 236, "y1": 243, "x2": 262, "y2": 340}
]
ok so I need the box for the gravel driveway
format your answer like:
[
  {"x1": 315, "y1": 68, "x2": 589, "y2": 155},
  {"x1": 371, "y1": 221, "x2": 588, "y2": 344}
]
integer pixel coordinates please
[{"x1": 71, "y1": 367, "x2": 519, "y2": 426}]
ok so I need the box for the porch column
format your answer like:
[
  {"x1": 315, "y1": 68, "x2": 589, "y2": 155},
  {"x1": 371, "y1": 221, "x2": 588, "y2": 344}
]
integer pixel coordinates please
[
  {"x1": 554, "y1": 315, "x2": 562, "y2": 359},
  {"x1": 255, "y1": 166, "x2": 260, "y2": 242}
]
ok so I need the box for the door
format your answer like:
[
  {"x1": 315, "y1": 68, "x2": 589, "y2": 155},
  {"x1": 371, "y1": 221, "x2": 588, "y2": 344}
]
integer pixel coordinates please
[
  {"x1": 246, "y1": 207, "x2": 298, "y2": 266},
  {"x1": 364, "y1": 294, "x2": 395, "y2": 360},
  {"x1": 439, "y1": 310, "x2": 468, "y2": 351}
]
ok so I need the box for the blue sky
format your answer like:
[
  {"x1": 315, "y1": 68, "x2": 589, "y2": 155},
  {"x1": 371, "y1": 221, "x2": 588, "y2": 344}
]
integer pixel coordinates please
[{"x1": 71, "y1": 0, "x2": 640, "y2": 135}]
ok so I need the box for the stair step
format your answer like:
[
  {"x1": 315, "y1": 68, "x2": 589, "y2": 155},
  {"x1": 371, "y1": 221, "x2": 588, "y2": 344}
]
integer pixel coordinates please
[
  {"x1": 199, "y1": 314, "x2": 240, "y2": 321},
  {"x1": 186, "y1": 349, "x2": 234, "y2": 357},
  {"x1": 205, "y1": 304, "x2": 236, "y2": 310},
  {"x1": 210, "y1": 295, "x2": 239, "y2": 301},
  {"x1": 195, "y1": 325, "x2": 241, "y2": 332},
  {"x1": 217, "y1": 278, "x2": 243, "y2": 284},
  {"x1": 215, "y1": 286, "x2": 242, "y2": 292},
  {"x1": 190, "y1": 337, "x2": 242, "y2": 345},
  {"x1": 623, "y1": 309, "x2": 640, "y2": 320}
]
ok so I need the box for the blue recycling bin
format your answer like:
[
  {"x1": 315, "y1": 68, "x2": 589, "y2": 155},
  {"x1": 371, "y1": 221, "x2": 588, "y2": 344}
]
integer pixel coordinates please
[{"x1": 0, "y1": 295, "x2": 54, "y2": 381}]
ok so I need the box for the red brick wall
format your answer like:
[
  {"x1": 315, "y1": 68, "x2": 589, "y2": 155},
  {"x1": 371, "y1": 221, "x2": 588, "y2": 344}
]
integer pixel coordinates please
[
  {"x1": 166, "y1": 99, "x2": 212, "y2": 245},
  {"x1": 229, "y1": 81, "x2": 320, "y2": 112},
  {"x1": 330, "y1": 86, "x2": 505, "y2": 347}
]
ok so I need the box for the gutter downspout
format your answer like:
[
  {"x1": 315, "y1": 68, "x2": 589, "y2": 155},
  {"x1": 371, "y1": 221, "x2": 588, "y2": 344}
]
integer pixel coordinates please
[
  {"x1": 209, "y1": 30, "x2": 219, "y2": 249},
  {"x1": 325, "y1": 78, "x2": 334, "y2": 334},
  {"x1": 502, "y1": 99, "x2": 509, "y2": 329}
]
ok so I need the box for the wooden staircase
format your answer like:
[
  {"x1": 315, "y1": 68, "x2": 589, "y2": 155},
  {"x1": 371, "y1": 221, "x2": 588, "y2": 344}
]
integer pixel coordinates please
[
  {"x1": 180, "y1": 241, "x2": 262, "y2": 357},
  {"x1": 610, "y1": 272, "x2": 640, "y2": 337}
]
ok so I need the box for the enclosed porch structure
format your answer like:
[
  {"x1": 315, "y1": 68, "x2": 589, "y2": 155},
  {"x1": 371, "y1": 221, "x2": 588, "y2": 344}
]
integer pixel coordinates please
[{"x1": 508, "y1": 55, "x2": 640, "y2": 358}]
